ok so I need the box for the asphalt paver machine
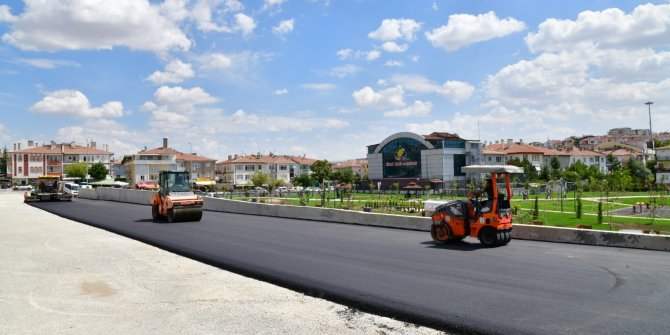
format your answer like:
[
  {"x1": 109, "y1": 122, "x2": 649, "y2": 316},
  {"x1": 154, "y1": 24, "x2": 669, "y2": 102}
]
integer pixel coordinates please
[
  {"x1": 24, "y1": 175, "x2": 72, "y2": 202},
  {"x1": 151, "y1": 171, "x2": 203, "y2": 223},
  {"x1": 430, "y1": 165, "x2": 524, "y2": 247}
]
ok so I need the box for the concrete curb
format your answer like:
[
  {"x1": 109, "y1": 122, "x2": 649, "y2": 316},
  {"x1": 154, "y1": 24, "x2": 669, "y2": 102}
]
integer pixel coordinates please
[{"x1": 79, "y1": 188, "x2": 669, "y2": 252}]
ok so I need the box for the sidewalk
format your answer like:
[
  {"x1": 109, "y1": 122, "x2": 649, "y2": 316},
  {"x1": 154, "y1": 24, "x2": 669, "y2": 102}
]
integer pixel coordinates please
[{"x1": 0, "y1": 191, "x2": 443, "y2": 335}]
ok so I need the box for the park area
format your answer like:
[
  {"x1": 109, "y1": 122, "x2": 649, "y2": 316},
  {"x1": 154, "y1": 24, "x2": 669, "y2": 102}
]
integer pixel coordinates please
[{"x1": 211, "y1": 189, "x2": 670, "y2": 235}]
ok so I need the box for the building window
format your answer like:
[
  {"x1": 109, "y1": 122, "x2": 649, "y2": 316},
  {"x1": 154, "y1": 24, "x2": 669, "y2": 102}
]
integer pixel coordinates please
[
  {"x1": 236, "y1": 175, "x2": 243, "y2": 181},
  {"x1": 454, "y1": 154, "x2": 466, "y2": 176},
  {"x1": 18, "y1": 155, "x2": 22, "y2": 162},
  {"x1": 245, "y1": 165, "x2": 255, "y2": 171},
  {"x1": 279, "y1": 165, "x2": 287, "y2": 171},
  {"x1": 496, "y1": 157, "x2": 502, "y2": 163},
  {"x1": 236, "y1": 165, "x2": 243, "y2": 171},
  {"x1": 205, "y1": 163, "x2": 211, "y2": 168},
  {"x1": 487, "y1": 157, "x2": 492, "y2": 162},
  {"x1": 193, "y1": 163, "x2": 201, "y2": 168}
]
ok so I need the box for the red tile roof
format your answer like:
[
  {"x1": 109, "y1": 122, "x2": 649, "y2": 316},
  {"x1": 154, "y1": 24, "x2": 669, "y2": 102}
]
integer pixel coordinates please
[
  {"x1": 10, "y1": 144, "x2": 112, "y2": 155},
  {"x1": 484, "y1": 143, "x2": 545, "y2": 154}
]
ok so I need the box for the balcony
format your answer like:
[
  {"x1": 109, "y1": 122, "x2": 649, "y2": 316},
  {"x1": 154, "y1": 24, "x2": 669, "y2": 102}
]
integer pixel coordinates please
[{"x1": 47, "y1": 161, "x2": 62, "y2": 166}]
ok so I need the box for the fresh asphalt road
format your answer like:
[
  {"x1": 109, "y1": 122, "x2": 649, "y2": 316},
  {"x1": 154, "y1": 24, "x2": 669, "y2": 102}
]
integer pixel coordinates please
[{"x1": 31, "y1": 199, "x2": 670, "y2": 335}]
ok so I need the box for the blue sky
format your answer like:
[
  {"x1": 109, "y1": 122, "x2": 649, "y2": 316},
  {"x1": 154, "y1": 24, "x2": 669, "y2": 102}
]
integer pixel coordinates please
[{"x1": 0, "y1": 0, "x2": 668, "y2": 161}]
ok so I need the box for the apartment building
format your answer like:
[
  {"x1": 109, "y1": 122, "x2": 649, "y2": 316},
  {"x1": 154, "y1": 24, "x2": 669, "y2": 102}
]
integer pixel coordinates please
[
  {"x1": 484, "y1": 140, "x2": 545, "y2": 170},
  {"x1": 216, "y1": 154, "x2": 317, "y2": 188},
  {"x1": 124, "y1": 138, "x2": 215, "y2": 187},
  {"x1": 7, "y1": 140, "x2": 113, "y2": 185},
  {"x1": 332, "y1": 159, "x2": 368, "y2": 177},
  {"x1": 656, "y1": 145, "x2": 670, "y2": 185}
]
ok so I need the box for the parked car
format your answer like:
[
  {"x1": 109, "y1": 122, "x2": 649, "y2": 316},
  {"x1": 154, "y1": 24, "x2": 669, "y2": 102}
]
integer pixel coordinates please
[
  {"x1": 274, "y1": 186, "x2": 288, "y2": 194},
  {"x1": 254, "y1": 187, "x2": 268, "y2": 196},
  {"x1": 63, "y1": 183, "x2": 80, "y2": 197},
  {"x1": 14, "y1": 185, "x2": 33, "y2": 191},
  {"x1": 136, "y1": 181, "x2": 159, "y2": 191}
]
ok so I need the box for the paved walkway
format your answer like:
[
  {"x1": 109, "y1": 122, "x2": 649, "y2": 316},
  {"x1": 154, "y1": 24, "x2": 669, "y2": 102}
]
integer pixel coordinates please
[{"x1": 0, "y1": 191, "x2": 444, "y2": 335}]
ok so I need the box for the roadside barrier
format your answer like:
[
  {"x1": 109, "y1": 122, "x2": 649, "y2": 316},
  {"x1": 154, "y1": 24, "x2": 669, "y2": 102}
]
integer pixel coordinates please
[{"x1": 79, "y1": 188, "x2": 669, "y2": 251}]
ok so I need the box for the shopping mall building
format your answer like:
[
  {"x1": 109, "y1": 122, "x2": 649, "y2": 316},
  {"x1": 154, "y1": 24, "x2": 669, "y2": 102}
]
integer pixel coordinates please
[{"x1": 366, "y1": 132, "x2": 482, "y2": 190}]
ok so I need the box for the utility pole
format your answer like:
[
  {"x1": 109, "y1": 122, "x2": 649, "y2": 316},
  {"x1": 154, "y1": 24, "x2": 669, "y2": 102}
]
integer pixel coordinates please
[{"x1": 646, "y1": 101, "x2": 654, "y2": 157}]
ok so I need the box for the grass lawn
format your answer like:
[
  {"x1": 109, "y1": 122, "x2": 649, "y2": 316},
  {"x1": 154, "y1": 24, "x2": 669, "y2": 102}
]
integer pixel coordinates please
[{"x1": 223, "y1": 190, "x2": 670, "y2": 233}]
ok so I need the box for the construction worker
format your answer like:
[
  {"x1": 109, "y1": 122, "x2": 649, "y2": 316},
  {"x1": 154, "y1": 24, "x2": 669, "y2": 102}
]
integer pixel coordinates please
[{"x1": 474, "y1": 178, "x2": 495, "y2": 213}]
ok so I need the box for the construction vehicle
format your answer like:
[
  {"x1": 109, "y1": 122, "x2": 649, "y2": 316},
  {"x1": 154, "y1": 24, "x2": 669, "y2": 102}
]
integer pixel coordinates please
[
  {"x1": 430, "y1": 165, "x2": 524, "y2": 247},
  {"x1": 24, "y1": 175, "x2": 73, "y2": 202},
  {"x1": 150, "y1": 171, "x2": 203, "y2": 223}
]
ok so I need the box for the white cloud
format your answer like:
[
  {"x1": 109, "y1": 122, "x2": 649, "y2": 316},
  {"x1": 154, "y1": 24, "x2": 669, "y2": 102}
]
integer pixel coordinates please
[
  {"x1": 194, "y1": 51, "x2": 271, "y2": 85},
  {"x1": 366, "y1": 50, "x2": 381, "y2": 61},
  {"x1": 329, "y1": 64, "x2": 361, "y2": 78},
  {"x1": 273, "y1": 19, "x2": 294, "y2": 37},
  {"x1": 197, "y1": 53, "x2": 233, "y2": 70},
  {"x1": 234, "y1": 13, "x2": 256, "y2": 37},
  {"x1": 159, "y1": 0, "x2": 190, "y2": 22},
  {"x1": 190, "y1": 0, "x2": 246, "y2": 33},
  {"x1": 16, "y1": 58, "x2": 79, "y2": 69},
  {"x1": 336, "y1": 48, "x2": 381, "y2": 61},
  {"x1": 57, "y1": 119, "x2": 149, "y2": 155},
  {"x1": 383, "y1": 100, "x2": 432, "y2": 118},
  {"x1": 323, "y1": 119, "x2": 349, "y2": 129},
  {"x1": 525, "y1": 3, "x2": 670, "y2": 53},
  {"x1": 151, "y1": 109, "x2": 191, "y2": 130},
  {"x1": 337, "y1": 49, "x2": 354, "y2": 60},
  {"x1": 30, "y1": 89, "x2": 125, "y2": 118},
  {"x1": 352, "y1": 85, "x2": 405, "y2": 109},
  {"x1": 0, "y1": 5, "x2": 17, "y2": 23},
  {"x1": 390, "y1": 74, "x2": 474, "y2": 103},
  {"x1": 274, "y1": 88, "x2": 288, "y2": 95},
  {"x1": 141, "y1": 101, "x2": 158, "y2": 112},
  {"x1": 384, "y1": 60, "x2": 404, "y2": 67},
  {"x1": 152, "y1": 86, "x2": 219, "y2": 111},
  {"x1": 381, "y1": 41, "x2": 408, "y2": 53},
  {"x1": 407, "y1": 120, "x2": 452, "y2": 135},
  {"x1": 369, "y1": 18, "x2": 422, "y2": 41},
  {"x1": 262, "y1": 0, "x2": 287, "y2": 11},
  {"x1": 231, "y1": 109, "x2": 259, "y2": 125},
  {"x1": 440, "y1": 81, "x2": 475, "y2": 103},
  {"x1": 1, "y1": 0, "x2": 191, "y2": 53},
  {"x1": 146, "y1": 59, "x2": 195, "y2": 85},
  {"x1": 426, "y1": 11, "x2": 526, "y2": 52},
  {"x1": 301, "y1": 83, "x2": 337, "y2": 91}
]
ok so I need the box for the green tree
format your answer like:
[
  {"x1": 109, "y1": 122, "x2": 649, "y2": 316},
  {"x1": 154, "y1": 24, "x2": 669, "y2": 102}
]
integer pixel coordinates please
[
  {"x1": 533, "y1": 195, "x2": 539, "y2": 220},
  {"x1": 576, "y1": 194, "x2": 583, "y2": 219},
  {"x1": 310, "y1": 160, "x2": 332, "y2": 206},
  {"x1": 550, "y1": 156, "x2": 562, "y2": 180},
  {"x1": 606, "y1": 154, "x2": 622, "y2": 172},
  {"x1": 0, "y1": 147, "x2": 7, "y2": 176},
  {"x1": 625, "y1": 159, "x2": 652, "y2": 189},
  {"x1": 292, "y1": 173, "x2": 314, "y2": 188},
  {"x1": 251, "y1": 171, "x2": 270, "y2": 188},
  {"x1": 607, "y1": 169, "x2": 633, "y2": 192},
  {"x1": 88, "y1": 163, "x2": 109, "y2": 181},
  {"x1": 597, "y1": 201, "x2": 603, "y2": 225},
  {"x1": 521, "y1": 158, "x2": 538, "y2": 181},
  {"x1": 539, "y1": 166, "x2": 550, "y2": 181},
  {"x1": 565, "y1": 161, "x2": 588, "y2": 181},
  {"x1": 337, "y1": 167, "x2": 355, "y2": 184},
  {"x1": 65, "y1": 163, "x2": 87, "y2": 180}
]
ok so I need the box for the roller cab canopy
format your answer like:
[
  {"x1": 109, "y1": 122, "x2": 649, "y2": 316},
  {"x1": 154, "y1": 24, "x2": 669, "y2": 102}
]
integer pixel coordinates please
[{"x1": 461, "y1": 165, "x2": 525, "y2": 174}]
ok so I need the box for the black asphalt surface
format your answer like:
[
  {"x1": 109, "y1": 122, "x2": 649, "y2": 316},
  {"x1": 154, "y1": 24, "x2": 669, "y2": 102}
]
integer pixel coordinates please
[{"x1": 30, "y1": 199, "x2": 670, "y2": 335}]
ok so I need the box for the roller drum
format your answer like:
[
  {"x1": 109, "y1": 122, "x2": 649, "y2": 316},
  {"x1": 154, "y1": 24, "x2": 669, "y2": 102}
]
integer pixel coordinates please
[{"x1": 168, "y1": 207, "x2": 203, "y2": 223}]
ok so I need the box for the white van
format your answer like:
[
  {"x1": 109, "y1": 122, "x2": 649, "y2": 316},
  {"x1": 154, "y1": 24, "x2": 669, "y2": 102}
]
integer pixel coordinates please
[{"x1": 63, "y1": 183, "x2": 80, "y2": 197}]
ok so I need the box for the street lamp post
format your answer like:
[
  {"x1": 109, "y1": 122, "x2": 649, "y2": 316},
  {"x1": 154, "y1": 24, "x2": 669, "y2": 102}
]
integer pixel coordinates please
[{"x1": 646, "y1": 101, "x2": 654, "y2": 155}]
